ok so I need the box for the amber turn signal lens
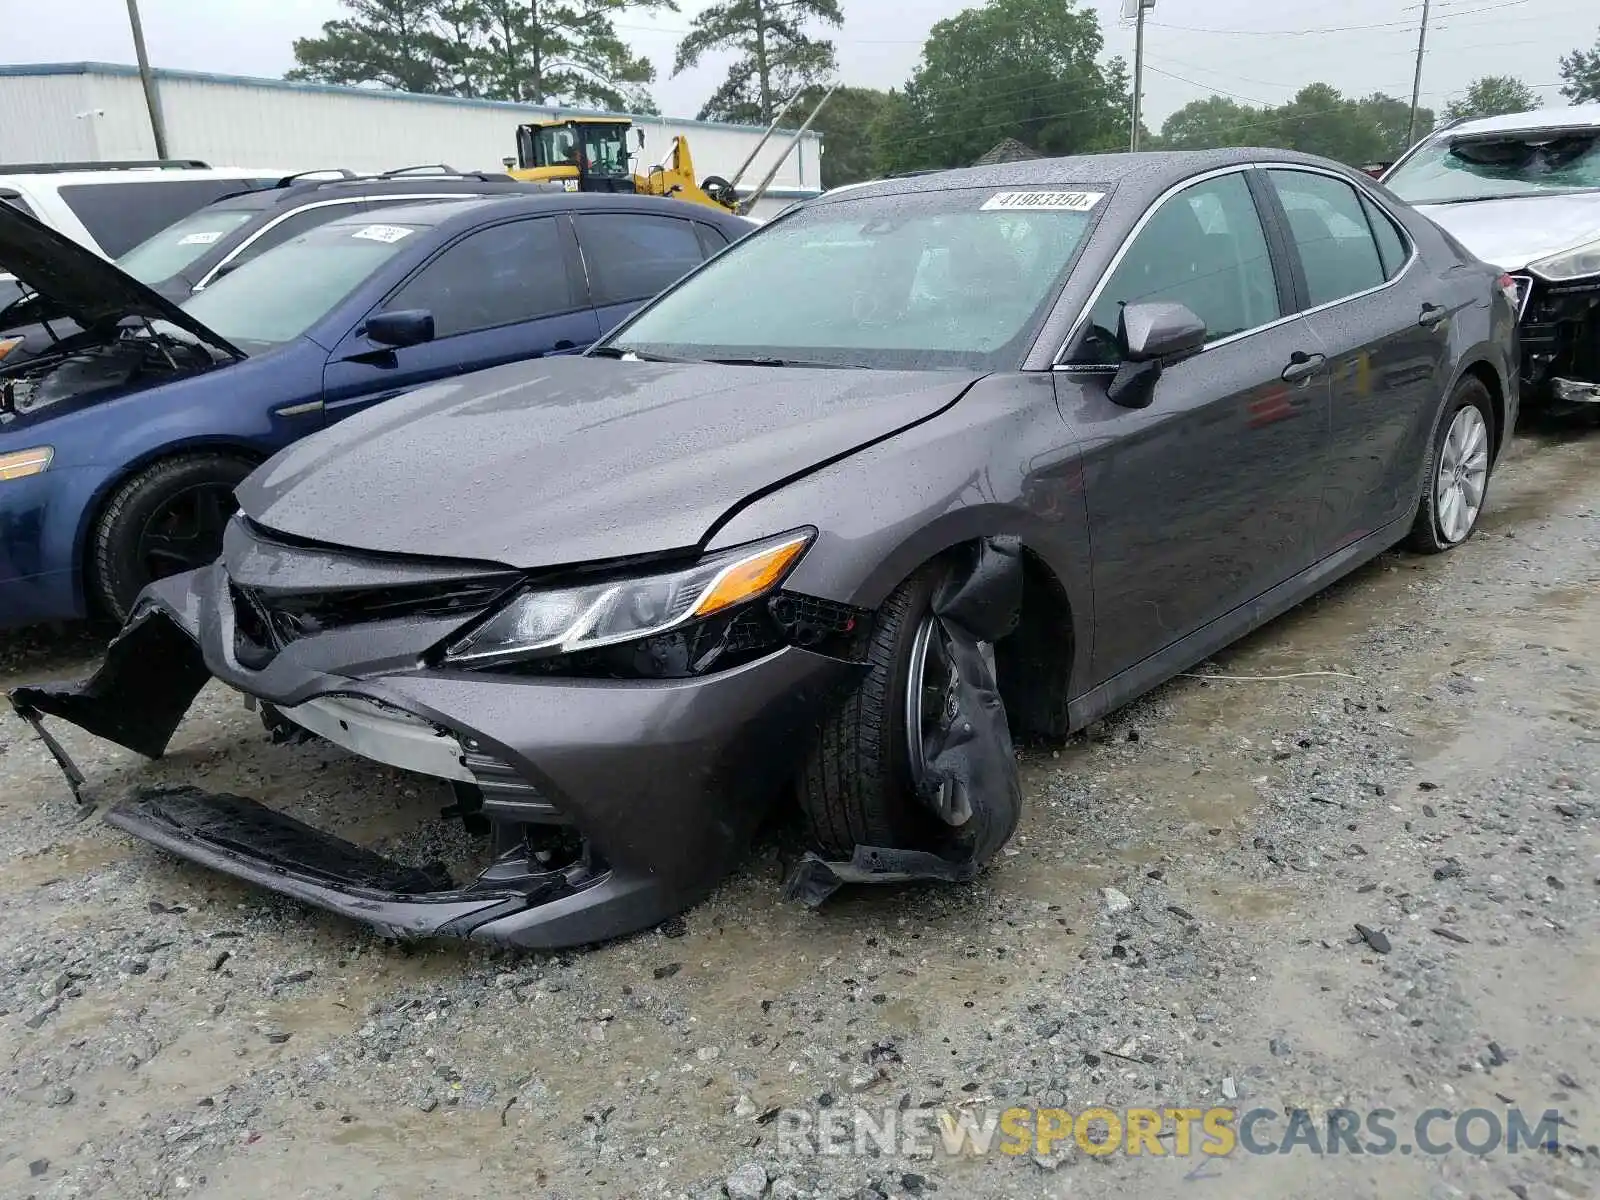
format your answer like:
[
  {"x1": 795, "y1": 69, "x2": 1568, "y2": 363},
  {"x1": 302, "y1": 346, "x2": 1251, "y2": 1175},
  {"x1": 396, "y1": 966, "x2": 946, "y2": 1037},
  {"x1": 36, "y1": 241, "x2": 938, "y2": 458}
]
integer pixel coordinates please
[
  {"x1": 0, "y1": 446, "x2": 53, "y2": 481},
  {"x1": 691, "y1": 535, "x2": 811, "y2": 618}
]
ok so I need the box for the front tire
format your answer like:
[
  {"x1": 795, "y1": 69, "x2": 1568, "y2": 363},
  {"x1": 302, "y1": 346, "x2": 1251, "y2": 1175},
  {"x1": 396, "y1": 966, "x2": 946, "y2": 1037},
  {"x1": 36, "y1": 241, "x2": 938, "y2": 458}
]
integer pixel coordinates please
[
  {"x1": 89, "y1": 453, "x2": 254, "y2": 624},
  {"x1": 1406, "y1": 378, "x2": 1494, "y2": 554}
]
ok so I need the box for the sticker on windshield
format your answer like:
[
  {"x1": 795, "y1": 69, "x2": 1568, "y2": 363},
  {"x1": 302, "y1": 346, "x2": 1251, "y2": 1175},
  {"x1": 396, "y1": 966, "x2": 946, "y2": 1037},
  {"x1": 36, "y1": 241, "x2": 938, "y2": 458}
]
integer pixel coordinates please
[
  {"x1": 351, "y1": 224, "x2": 415, "y2": 244},
  {"x1": 178, "y1": 231, "x2": 224, "y2": 245},
  {"x1": 980, "y1": 190, "x2": 1105, "y2": 212}
]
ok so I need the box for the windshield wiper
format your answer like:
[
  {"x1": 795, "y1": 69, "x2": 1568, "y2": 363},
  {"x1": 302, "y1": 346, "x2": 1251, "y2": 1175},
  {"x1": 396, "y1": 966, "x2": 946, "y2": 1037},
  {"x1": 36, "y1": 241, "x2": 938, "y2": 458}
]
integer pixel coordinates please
[
  {"x1": 704, "y1": 355, "x2": 847, "y2": 369},
  {"x1": 586, "y1": 345, "x2": 686, "y2": 362}
]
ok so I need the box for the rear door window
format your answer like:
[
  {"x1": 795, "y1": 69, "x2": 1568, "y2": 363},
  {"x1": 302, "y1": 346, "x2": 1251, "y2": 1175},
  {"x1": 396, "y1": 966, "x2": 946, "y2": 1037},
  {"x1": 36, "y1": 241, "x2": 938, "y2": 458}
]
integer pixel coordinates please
[
  {"x1": 385, "y1": 217, "x2": 578, "y2": 338},
  {"x1": 1360, "y1": 195, "x2": 1410, "y2": 280},
  {"x1": 1267, "y1": 171, "x2": 1388, "y2": 307},
  {"x1": 575, "y1": 213, "x2": 707, "y2": 305},
  {"x1": 57, "y1": 178, "x2": 276, "y2": 257}
]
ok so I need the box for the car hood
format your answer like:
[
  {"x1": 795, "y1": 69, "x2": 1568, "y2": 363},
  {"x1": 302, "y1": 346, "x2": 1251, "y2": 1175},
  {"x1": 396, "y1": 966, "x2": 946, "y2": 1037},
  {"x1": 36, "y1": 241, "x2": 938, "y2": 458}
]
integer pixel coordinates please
[
  {"x1": 0, "y1": 203, "x2": 242, "y2": 358},
  {"x1": 1414, "y1": 192, "x2": 1600, "y2": 271},
  {"x1": 238, "y1": 356, "x2": 985, "y2": 568}
]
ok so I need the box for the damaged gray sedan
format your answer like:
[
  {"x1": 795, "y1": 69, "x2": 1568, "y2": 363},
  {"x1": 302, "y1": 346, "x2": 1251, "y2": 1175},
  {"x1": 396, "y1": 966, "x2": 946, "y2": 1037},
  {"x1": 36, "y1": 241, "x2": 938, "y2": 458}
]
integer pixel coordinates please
[{"x1": 11, "y1": 148, "x2": 1519, "y2": 949}]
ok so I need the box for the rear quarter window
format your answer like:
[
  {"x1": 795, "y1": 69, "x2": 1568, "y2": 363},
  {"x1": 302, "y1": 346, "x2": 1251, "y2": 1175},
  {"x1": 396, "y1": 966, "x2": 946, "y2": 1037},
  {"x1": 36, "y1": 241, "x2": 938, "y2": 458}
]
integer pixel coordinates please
[{"x1": 58, "y1": 178, "x2": 276, "y2": 257}]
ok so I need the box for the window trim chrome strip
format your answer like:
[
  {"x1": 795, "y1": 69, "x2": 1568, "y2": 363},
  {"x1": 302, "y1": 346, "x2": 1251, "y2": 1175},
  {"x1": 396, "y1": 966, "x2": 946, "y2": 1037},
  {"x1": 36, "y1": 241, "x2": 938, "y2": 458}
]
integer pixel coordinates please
[{"x1": 1051, "y1": 161, "x2": 1420, "y2": 371}]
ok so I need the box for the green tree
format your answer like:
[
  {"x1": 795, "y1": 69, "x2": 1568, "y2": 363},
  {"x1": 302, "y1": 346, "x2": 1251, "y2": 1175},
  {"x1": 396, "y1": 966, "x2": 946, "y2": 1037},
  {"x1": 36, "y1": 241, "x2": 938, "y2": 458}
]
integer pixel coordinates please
[
  {"x1": 289, "y1": 0, "x2": 455, "y2": 93},
  {"x1": 1273, "y1": 83, "x2": 1387, "y2": 164},
  {"x1": 1559, "y1": 25, "x2": 1600, "y2": 103},
  {"x1": 785, "y1": 84, "x2": 894, "y2": 187},
  {"x1": 1157, "y1": 95, "x2": 1270, "y2": 150},
  {"x1": 1356, "y1": 91, "x2": 1432, "y2": 157},
  {"x1": 886, "y1": 0, "x2": 1129, "y2": 174},
  {"x1": 289, "y1": 0, "x2": 675, "y2": 109},
  {"x1": 1444, "y1": 75, "x2": 1539, "y2": 122},
  {"x1": 472, "y1": 0, "x2": 672, "y2": 108},
  {"x1": 674, "y1": 0, "x2": 843, "y2": 125}
]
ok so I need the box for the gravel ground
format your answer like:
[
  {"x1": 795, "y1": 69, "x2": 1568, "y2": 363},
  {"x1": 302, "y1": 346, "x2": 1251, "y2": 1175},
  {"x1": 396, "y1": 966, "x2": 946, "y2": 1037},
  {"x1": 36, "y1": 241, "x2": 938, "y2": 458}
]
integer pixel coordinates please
[{"x1": 1, "y1": 417, "x2": 1596, "y2": 1200}]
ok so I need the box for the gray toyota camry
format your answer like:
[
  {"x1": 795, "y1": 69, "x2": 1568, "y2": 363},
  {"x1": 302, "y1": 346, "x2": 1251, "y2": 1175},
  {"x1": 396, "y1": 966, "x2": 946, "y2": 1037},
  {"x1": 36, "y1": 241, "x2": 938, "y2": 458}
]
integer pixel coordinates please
[{"x1": 13, "y1": 148, "x2": 1519, "y2": 949}]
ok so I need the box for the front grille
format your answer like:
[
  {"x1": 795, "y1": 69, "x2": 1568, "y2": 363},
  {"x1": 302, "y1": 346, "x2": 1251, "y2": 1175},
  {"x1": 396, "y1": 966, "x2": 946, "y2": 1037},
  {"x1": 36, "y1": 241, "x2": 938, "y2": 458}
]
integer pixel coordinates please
[{"x1": 230, "y1": 576, "x2": 512, "y2": 666}]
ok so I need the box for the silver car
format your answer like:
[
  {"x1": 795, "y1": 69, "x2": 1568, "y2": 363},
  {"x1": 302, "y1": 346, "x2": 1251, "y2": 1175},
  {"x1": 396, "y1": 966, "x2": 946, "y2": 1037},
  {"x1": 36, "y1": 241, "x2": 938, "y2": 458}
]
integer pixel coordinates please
[{"x1": 1385, "y1": 103, "x2": 1600, "y2": 407}]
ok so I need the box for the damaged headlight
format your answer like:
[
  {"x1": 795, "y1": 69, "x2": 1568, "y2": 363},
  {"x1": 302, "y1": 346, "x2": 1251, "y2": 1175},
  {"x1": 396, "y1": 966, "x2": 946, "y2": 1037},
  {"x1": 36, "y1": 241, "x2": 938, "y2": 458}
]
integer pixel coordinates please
[
  {"x1": 443, "y1": 530, "x2": 814, "y2": 668},
  {"x1": 1528, "y1": 235, "x2": 1600, "y2": 283}
]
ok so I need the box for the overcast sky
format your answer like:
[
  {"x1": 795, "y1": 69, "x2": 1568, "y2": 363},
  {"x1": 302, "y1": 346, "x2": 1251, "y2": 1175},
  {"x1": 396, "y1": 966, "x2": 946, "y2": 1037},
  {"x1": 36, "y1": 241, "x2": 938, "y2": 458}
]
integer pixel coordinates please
[{"x1": 2, "y1": 0, "x2": 1593, "y2": 127}]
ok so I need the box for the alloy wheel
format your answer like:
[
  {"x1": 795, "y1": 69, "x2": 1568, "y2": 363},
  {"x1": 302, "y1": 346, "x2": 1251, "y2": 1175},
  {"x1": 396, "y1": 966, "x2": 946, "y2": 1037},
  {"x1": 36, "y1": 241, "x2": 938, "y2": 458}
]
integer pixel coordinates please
[
  {"x1": 1435, "y1": 404, "x2": 1490, "y2": 544},
  {"x1": 136, "y1": 482, "x2": 238, "y2": 583}
]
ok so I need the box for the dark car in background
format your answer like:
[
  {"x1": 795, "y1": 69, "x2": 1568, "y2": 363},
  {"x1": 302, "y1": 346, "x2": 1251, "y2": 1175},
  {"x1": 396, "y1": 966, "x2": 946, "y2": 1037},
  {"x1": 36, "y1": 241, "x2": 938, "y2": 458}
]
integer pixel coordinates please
[
  {"x1": 0, "y1": 192, "x2": 752, "y2": 629},
  {"x1": 14, "y1": 149, "x2": 1519, "y2": 952}
]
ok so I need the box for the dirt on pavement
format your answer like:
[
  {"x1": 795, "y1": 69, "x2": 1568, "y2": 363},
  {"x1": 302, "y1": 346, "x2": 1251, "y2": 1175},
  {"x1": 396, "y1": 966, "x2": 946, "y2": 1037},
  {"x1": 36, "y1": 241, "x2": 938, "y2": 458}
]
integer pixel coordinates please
[{"x1": 1, "y1": 417, "x2": 1596, "y2": 1200}]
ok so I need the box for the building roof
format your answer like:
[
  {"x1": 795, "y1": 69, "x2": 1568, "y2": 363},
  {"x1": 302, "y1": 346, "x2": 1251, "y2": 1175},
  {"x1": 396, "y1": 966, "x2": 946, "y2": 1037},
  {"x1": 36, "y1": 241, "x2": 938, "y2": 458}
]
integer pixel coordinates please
[
  {"x1": 974, "y1": 138, "x2": 1042, "y2": 166},
  {"x1": 0, "y1": 62, "x2": 824, "y2": 142}
]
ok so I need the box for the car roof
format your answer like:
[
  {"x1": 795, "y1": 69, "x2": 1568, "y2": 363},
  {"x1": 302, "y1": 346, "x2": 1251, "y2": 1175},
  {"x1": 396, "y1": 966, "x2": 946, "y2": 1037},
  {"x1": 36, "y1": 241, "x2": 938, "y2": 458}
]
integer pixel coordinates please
[
  {"x1": 1437, "y1": 103, "x2": 1600, "y2": 139},
  {"x1": 804, "y1": 148, "x2": 1361, "y2": 210},
  {"x1": 312, "y1": 191, "x2": 751, "y2": 232}
]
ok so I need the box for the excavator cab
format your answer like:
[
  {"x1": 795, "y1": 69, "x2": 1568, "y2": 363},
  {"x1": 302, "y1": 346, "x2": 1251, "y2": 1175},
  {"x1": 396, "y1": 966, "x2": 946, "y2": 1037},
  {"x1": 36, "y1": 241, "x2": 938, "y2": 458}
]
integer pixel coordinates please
[{"x1": 512, "y1": 119, "x2": 641, "y2": 194}]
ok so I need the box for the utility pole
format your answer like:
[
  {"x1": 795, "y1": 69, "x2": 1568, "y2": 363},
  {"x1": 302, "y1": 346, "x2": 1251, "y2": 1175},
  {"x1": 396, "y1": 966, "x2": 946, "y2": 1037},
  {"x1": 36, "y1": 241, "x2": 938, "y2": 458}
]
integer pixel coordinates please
[
  {"x1": 1125, "y1": 0, "x2": 1155, "y2": 152},
  {"x1": 125, "y1": 0, "x2": 169, "y2": 159},
  {"x1": 1406, "y1": 0, "x2": 1432, "y2": 149}
]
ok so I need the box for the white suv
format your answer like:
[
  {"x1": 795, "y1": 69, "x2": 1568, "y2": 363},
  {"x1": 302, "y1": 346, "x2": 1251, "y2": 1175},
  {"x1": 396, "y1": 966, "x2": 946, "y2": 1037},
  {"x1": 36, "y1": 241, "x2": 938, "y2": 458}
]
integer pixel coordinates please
[{"x1": 1, "y1": 160, "x2": 288, "y2": 307}]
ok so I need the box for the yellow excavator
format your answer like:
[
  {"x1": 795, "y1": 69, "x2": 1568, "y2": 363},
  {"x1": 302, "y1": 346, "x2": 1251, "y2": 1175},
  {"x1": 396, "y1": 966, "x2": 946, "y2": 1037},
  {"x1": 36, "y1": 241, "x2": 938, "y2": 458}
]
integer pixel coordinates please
[{"x1": 505, "y1": 88, "x2": 835, "y2": 216}]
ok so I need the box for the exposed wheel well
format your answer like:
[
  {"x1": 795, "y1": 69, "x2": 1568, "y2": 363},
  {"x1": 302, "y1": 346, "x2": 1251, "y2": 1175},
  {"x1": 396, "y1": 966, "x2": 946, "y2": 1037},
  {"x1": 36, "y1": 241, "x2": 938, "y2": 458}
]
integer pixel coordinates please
[
  {"x1": 1458, "y1": 361, "x2": 1506, "y2": 459},
  {"x1": 76, "y1": 442, "x2": 266, "y2": 617},
  {"x1": 892, "y1": 539, "x2": 1077, "y2": 741}
]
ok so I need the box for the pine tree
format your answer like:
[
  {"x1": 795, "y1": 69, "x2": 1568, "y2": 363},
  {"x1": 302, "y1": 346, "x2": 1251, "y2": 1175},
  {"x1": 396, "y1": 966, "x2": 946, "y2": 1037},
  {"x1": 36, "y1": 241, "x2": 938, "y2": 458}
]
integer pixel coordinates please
[{"x1": 673, "y1": 0, "x2": 842, "y2": 125}]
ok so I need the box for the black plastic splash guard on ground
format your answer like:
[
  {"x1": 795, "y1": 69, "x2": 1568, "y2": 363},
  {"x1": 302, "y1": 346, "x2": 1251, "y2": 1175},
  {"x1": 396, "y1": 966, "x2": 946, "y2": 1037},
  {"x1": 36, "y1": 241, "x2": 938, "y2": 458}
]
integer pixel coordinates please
[
  {"x1": 783, "y1": 537, "x2": 1026, "y2": 908},
  {"x1": 10, "y1": 608, "x2": 212, "y2": 800}
]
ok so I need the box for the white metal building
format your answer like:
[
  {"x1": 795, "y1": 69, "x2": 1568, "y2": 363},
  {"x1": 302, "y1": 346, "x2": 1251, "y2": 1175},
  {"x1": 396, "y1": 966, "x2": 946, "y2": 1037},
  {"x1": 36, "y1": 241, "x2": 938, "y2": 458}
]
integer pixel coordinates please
[{"x1": 0, "y1": 62, "x2": 824, "y2": 219}]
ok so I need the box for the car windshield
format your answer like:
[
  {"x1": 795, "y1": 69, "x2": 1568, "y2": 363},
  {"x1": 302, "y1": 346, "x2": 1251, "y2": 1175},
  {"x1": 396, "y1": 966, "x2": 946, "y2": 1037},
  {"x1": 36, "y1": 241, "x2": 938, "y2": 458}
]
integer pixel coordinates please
[
  {"x1": 116, "y1": 208, "x2": 258, "y2": 284},
  {"x1": 177, "y1": 220, "x2": 423, "y2": 350},
  {"x1": 603, "y1": 186, "x2": 1105, "y2": 370},
  {"x1": 1386, "y1": 128, "x2": 1600, "y2": 204}
]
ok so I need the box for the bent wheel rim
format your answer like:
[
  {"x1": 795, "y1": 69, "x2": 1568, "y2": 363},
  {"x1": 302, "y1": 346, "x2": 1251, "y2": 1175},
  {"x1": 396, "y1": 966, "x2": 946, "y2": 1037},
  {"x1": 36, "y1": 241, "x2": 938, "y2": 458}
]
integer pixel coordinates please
[
  {"x1": 905, "y1": 613, "x2": 957, "y2": 812},
  {"x1": 136, "y1": 482, "x2": 238, "y2": 585},
  {"x1": 1434, "y1": 405, "x2": 1489, "y2": 545}
]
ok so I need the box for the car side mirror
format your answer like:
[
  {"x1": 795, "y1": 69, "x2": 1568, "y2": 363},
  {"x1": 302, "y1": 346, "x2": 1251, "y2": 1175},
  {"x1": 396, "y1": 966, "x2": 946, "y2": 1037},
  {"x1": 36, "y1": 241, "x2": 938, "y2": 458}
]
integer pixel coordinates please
[
  {"x1": 1106, "y1": 301, "x2": 1208, "y2": 409},
  {"x1": 365, "y1": 309, "x2": 435, "y2": 349}
]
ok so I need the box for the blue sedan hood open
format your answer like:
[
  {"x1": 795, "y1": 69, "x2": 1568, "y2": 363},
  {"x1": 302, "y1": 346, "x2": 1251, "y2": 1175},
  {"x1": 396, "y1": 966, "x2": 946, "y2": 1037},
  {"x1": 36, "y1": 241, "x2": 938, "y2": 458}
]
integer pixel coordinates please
[{"x1": 237, "y1": 356, "x2": 984, "y2": 569}]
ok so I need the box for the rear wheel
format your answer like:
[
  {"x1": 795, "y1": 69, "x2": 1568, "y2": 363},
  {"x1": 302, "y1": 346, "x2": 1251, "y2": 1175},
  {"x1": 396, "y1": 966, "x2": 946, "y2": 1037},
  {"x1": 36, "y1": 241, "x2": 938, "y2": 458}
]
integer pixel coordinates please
[
  {"x1": 90, "y1": 453, "x2": 253, "y2": 623},
  {"x1": 1406, "y1": 378, "x2": 1494, "y2": 554}
]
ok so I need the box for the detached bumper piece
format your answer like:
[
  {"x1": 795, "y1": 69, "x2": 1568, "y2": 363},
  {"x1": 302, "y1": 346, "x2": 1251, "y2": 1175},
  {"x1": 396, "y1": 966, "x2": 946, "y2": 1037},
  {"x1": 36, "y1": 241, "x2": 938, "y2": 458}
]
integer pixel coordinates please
[{"x1": 107, "y1": 785, "x2": 592, "y2": 944}]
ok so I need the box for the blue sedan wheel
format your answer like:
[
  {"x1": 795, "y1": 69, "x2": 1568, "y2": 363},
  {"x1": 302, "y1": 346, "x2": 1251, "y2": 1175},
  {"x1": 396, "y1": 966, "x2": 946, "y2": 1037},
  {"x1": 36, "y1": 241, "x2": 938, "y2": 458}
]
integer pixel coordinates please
[{"x1": 90, "y1": 453, "x2": 254, "y2": 623}]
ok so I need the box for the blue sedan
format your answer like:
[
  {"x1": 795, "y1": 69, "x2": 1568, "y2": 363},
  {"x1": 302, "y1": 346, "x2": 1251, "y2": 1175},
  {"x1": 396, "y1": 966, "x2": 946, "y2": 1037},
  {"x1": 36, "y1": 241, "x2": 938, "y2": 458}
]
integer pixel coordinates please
[{"x1": 0, "y1": 193, "x2": 753, "y2": 628}]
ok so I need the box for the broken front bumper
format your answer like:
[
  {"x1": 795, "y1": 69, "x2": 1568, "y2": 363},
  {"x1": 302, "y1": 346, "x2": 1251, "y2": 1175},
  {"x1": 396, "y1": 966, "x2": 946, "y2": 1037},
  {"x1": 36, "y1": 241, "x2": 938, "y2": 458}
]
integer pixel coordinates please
[
  {"x1": 1517, "y1": 273, "x2": 1600, "y2": 406},
  {"x1": 11, "y1": 564, "x2": 862, "y2": 949}
]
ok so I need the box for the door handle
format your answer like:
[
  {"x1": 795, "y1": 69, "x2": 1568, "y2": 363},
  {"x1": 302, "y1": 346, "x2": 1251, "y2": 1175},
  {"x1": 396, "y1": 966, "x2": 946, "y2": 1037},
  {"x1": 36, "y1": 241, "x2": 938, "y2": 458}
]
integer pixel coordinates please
[
  {"x1": 1281, "y1": 350, "x2": 1325, "y2": 383},
  {"x1": 1419, "y1": 302, "x2": 1448, "y2": 327}
]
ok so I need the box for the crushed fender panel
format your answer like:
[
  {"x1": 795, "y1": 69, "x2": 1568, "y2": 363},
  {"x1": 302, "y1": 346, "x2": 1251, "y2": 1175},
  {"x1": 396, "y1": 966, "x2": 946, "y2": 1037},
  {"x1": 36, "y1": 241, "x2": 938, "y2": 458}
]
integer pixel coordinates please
[
  {"x1": 9, "y1": 608, "x2": 209, "y2": 761},
  {"x1": 789, "y1": 536, "x2": 1025, "y2": 906}
]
